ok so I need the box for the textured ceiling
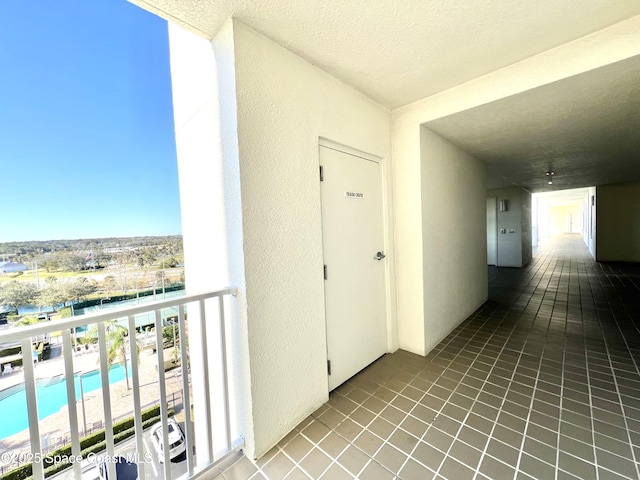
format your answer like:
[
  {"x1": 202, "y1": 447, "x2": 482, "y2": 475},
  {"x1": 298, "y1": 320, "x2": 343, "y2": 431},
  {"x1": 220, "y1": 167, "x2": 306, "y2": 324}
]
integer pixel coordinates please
[
  {"x1": 131, "y1": 0, "x2": 640, "y2": 108},
  {"x1": 535, "y1": 188, "x2": 591, "y2": 208},
  {"x1": 131, "y1": 0, "x2": 640, "y2": 193},
  {"x1": 425, "y1": 55, "x2": 640, "y2": 193}
]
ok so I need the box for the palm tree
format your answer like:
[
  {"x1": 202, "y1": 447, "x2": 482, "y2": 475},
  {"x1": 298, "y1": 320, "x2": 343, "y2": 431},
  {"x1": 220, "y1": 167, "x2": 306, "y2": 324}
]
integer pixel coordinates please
[
  {"x1": 12, "y1": 314, "x2": 45, "y2": 327},
  {"x1": 92, "y1": 321, "x2": 141, "y2": 390},
  {"x1": 13, "y1": 315, "x2": 48, "y2": 362}
]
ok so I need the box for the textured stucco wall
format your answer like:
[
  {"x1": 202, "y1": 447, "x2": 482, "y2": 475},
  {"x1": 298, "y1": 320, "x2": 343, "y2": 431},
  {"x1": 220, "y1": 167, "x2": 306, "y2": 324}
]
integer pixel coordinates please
[
  {"x1": 420, "y1": 128, "x2": 488, "y2": 353},
  {"x1": 165, "y1": 3, "x2": 640, "y2": 463},
  {"x1": 231, "y1": 21, "x2": 392, "y2": 459},
  {"x1": 391, "y1": 19, "x2": 638, "y2": 356},
  {"x1": 597, "y1": 182, "x2": 640, "y2": 262},
  {"x1": 168, "y1": 20, "x2": 254, "y2": 460},
  {"x1": 392, "y1": 121, "x2": 426, "y2": 355}
]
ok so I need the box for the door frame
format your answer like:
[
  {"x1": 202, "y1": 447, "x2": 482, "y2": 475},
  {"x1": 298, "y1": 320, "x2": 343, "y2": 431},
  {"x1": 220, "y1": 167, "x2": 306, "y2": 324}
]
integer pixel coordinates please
[
  {"x1": 486, "y1": 196, "x2": 498, "y2": 265},
  {"x1": 318, "y1": 138, "x2": 397, "y2": 357}
]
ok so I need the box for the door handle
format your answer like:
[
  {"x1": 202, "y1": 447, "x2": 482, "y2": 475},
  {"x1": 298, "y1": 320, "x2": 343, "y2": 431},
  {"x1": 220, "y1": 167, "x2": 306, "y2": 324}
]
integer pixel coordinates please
[{"x1": 374, "y1": 251, "x2": 386, "y2": 261}]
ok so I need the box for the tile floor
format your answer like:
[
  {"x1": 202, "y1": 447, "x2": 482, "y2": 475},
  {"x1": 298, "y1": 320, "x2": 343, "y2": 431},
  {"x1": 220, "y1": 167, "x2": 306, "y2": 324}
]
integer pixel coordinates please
[{"x1": 216, "y1": 234, "x2": 640, "y2": 479}]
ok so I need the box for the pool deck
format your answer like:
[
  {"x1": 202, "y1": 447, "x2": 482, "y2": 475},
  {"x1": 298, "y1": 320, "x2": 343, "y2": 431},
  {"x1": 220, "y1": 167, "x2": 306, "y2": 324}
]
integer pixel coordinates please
[{"x1": 0, "y1": 340, "x2": 185, "y2": 470}]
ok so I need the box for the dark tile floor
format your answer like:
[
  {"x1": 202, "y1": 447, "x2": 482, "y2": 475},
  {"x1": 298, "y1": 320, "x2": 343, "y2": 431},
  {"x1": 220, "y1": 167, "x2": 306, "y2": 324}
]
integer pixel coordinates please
[{"x1": 217, "y1": 234, "x2": 640, "y2": 479}]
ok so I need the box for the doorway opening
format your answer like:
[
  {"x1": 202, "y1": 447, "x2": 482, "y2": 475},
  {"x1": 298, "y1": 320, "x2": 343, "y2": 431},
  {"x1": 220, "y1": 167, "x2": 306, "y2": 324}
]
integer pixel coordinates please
[{"x1": 531, "y1": 187, "x2": 596, "y2": 259}]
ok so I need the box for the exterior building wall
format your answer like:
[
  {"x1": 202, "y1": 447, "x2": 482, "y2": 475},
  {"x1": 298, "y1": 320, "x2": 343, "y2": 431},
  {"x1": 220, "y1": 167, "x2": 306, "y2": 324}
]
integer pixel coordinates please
[
  {"x1": 166, "y1": 6, "x2": 640, "y2": 462},
  {"x1": 420, "y1": 127, "x2": 488, "y2": 353},
  {"x1": 391, "y1": 23, "x2": 636, "y2": 356},
  {"x1": 231, "y1": 21, "x2": 393, "y2": 458},
  {"x1": 168, "y1": 20, "x2": 253, "y2": 461}
]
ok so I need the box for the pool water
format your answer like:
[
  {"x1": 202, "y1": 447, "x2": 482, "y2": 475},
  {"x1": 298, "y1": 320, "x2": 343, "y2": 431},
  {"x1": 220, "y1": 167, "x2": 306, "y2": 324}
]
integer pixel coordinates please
[{"x1": 0, "y1": 364, "x2": 130, "y2": 439}]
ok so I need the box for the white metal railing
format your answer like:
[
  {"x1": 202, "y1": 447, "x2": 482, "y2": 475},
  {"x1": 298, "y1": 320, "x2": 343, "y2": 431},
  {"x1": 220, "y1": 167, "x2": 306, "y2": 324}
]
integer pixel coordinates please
[{"x1": 0, "y1": 288, "x2": 241, "y2": 479}]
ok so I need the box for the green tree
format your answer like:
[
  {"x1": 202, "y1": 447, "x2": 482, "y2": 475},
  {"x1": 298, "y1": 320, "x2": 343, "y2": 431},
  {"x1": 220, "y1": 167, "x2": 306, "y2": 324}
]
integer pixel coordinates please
[
  {"x1": 94, "y1": 251, "x2": 112, "y2": 269},
  {"x1": 0, "y1": 281, "x2": 38, "y2": 309},
  {"x1": 164, "y1": 257, "x2": 178, "y2": 268},
  {"x1": 135, "y1": 249, "x2": 157, "y2": 268},
  {"x1": 162, "y1": 324, "x2": 179, "y2": 346},
  {"x1": 92, "y1": 321, "x2": 141, "y2": 391},
  {"x1": 162, "y1": 323, "x2": 186, "y2": 367},
  {"x1": 12, "y1": 314, "x2": 46, "y2": 327},
  {"x1": 60, "y1": 252, "x2": 86, "y2": 271},
  {"x1": 67, "y1": 277, "x2": 97, "y2": 303},
  {"x1": 102, "y1": 275, "x2": 117, "y2": 295},
  {"x1": 36, "y1": 277, "x2": 96, "y2": 310},
  {"x1": 37, "y1": 277, "x2": 67, "y2": 309},
  {"x1": 113, "y1": 252, "x2": 134, "y2": 294},
  {"x1": 40, "y1": 257, "x2": 60, "y2": 273}
]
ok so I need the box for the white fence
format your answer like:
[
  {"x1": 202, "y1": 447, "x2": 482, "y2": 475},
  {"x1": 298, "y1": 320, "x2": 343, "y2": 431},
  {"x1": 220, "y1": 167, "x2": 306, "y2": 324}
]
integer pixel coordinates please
[{"x1": 0, "y1": 288, "x2": 241, "y2": 479}]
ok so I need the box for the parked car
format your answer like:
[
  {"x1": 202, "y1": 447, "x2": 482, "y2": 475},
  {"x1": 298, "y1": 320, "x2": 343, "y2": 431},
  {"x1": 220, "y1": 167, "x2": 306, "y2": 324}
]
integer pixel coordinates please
[
  {"x1": 97, "y1": 456, "x2": 138, "y2": 480},
  {"x1": 149, "y1": 417, "x2": 186, "y2": 462},
  {"x1": 81, "y1": 465, "x2": 100, "y2": 480}
]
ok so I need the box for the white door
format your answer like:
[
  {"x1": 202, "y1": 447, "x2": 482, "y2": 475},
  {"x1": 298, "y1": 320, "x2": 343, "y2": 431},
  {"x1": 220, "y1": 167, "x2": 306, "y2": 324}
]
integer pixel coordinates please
[
  {"x1": 486, "y1": 197, "x2": 497, "y2": 265},
  {"x1": 320, "y1": 145, "x2": 387, "y2": 391}
]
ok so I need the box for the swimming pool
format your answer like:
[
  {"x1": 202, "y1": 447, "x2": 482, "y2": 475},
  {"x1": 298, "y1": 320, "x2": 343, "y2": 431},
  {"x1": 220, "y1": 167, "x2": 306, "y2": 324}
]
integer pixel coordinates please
[{"x1": 0, "y1": 364, "x2": 130, "y2": 439}]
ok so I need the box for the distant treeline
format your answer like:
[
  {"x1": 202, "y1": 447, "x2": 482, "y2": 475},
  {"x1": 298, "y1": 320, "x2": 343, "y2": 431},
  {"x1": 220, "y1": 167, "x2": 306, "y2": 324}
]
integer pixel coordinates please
[{"x1": 0, "y1": 235, "x2": 183, "y2": 262}]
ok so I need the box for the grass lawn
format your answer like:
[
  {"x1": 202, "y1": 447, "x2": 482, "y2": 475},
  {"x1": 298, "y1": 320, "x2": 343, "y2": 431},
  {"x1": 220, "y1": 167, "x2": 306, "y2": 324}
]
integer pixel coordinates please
[
  {"x1": 0, "y1": 269, "x2": 105, "y2": 283},
  {"x1": 0, "y1": 265, "x2": 184, "y2": 284}
]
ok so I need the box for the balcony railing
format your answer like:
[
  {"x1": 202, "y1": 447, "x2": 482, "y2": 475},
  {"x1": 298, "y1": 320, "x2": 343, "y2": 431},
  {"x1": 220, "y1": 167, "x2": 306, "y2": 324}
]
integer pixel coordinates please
[{"x1": 0, "y1": 288, "x2": 241, "y2": 479}]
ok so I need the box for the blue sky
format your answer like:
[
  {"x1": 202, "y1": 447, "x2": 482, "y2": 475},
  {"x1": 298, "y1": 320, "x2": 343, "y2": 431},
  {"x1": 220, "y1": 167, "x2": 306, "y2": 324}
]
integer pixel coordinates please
[{"x1": 0, "y1": 0, "x2": 181, "y2": 242}]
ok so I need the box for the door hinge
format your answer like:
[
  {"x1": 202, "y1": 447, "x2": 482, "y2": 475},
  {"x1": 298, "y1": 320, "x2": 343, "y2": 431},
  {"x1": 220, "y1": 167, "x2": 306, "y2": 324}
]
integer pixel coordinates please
[
  {"x1": 319, "y1": 165, "x2": 324, "y2": 182},
  {"x1": 327, "y1": 360, "x2": 332, "y2": 375},
  {"x1": 323, "y1": 265, "x2": 327, "y2": 280}
]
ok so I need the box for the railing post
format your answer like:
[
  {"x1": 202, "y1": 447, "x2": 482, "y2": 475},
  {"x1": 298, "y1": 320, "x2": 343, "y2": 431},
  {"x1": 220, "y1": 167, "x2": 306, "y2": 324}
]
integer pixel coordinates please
[
  {"x1": 97, "y1": 322, "x2": 116, "y2": 480},
  {"x1": 154, "y1": 309, "x2": 172, "y2": 478},
  {"x1": 127, "y1": 314, "x2": 145, "y2": 480},
  {"x1": 198, "y1": 299, "x2": 214, "y2": 463},
  {"x1": 219, "y1": 295, "x2": 233, "y2": 452},
  {"x1": 21, "y1": 337, "x2": 43, "y2": 480},
  {"x1": 61, "y1": 330, "x2": 82, "y2": 479},
  {"x1": 0, "y1": 288, "x2": 240, "y2": 480},
  {"x1": 178, "y1": 303, "x2": 195, "y2": 475}
]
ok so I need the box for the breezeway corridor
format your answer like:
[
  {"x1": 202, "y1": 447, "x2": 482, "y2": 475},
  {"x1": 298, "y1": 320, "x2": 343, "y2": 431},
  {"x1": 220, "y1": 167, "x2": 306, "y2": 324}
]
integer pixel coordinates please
[{"x1": 217, "y1": 234, "x2": 640, "y2": 479}]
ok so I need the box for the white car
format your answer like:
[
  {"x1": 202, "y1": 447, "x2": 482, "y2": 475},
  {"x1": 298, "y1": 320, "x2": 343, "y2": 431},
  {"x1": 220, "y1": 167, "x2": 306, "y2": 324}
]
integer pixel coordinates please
[{"x1": 149, "y1": 417, "x2": 186, "y2": 462}]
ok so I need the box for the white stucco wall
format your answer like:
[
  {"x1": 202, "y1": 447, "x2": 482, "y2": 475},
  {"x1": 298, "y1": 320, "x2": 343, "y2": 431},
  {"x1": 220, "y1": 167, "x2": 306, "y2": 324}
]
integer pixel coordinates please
[
  {"x1": 168, "y1": 21, "x2": 254, "y2": 461},
  {"x1": 231, "y1": 21, "x2": 393, "y2": 459},
  {"x1": 169, "y1": 18, "x2": 394, "y2": 461},
  {"x1": 392, "y1": 124, "x2": 426, "y2": 355},
  {"x1": 391, "y1": 19, "x2": 640, "y2": 356},
  {"x1": 165, "y1": 7, "x2": 640, "y2": 464},
  {"x1": 420, "y1": 128, "x2": 488, "y2": 353}
]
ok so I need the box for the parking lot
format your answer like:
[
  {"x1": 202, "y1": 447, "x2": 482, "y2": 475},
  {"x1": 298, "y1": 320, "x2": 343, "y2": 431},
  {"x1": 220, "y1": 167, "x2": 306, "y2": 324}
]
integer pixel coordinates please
[{"x1": 71, "y1": 421, "x2": 192, "y2": 480}]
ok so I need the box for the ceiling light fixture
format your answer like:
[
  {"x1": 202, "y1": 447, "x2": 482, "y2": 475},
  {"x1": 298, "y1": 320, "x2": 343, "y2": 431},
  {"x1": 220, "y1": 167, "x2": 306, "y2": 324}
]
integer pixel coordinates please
[{"x1": 546, "y1": 171, "x2": 555, "y2": 185}]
